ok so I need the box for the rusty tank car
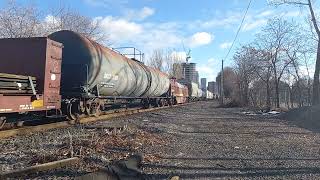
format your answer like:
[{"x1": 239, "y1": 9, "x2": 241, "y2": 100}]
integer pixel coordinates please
[
  {"x1": 169, "y1": 78, "x2": 189, "y2": 104},
  {"x1": 48, "y1": 30, "x2": 172, "y2": 119}
]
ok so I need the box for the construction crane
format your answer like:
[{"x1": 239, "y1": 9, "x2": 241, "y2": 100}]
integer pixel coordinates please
[{"x1": 182, "y1": 41, "x2": 191, "y2": 63}]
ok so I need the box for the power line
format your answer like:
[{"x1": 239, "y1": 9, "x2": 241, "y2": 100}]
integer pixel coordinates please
[{"x1": 224, "y1": 0, "x2": 253, "y2": 61}]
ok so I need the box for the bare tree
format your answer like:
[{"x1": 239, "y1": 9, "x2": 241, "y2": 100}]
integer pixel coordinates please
[
  {"x1": 171, "y1": 63, "x2": 184, "y2": 79},
  {"x1": 270, "y1": 0, "x2": 320, "y2": 105},
  {"x1": 148, "y1": 49, "x2": 184, "y2": 77},
  {"x1": 0, "y1": 1, "x2": 42, "y2": 38},
  {"x1": 216, "y1": 67, "x2": 238, "y2": 100},
  {"x1": 233, "y1": 45, "x2": 257, "y2": 106},
  {"x1": 0, "y1": 1, "x2": 109, "y2": 43},
  {"x1": 167, "y1": 51, "x2": 184, "y2": 78},
  {"x1": 149, "y1": 49, "x2": 165, "y2": 71},
  {"x1": 303, "y1": 52, "x2": 313, "y2": 105},
  {"x1": 257, "y1": 18, "x2": 299, "y2": 108},
  {"x1": 232, "y1": 18, "x2": 308, "y2": 109},
  {"x1": 249, "y1": 48, "x2": 273, "y2": 110},
  {"x1": 44, "y1": 5, "x2": 108, "y2": 43}
]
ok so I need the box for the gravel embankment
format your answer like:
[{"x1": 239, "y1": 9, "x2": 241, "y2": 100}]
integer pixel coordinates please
[{"x1": 1, "y1": 101, "x2": 320, "y2": 179}]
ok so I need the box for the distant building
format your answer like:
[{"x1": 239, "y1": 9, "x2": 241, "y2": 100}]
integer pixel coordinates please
[
  {"x1": 195, "y1": 71, "x2": 199, "y2": 85},
  {"x1": 172, "y1": 62, "x2": 200, "y2": 85},
  {"x1": 207, "y1": 81, "x2": 216, "y2": 94},
  {"x1": 182, "y1": 62, "x2": 196, "y2": 82},
  {"x1": 181, "y1": 62, "x2": 200, "y2": 84},
  {"x1": 201, "y1": 78, "x2": 207, "y2": 92}
]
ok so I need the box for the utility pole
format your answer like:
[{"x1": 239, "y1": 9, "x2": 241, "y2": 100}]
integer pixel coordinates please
[{"x1": 220, "y1": 59, "x2": 224, "y2": 105}]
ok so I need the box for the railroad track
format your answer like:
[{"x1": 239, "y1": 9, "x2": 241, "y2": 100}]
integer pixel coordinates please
[{"x1": 0, "y1": 103, "x2": 191, "y2": 139}]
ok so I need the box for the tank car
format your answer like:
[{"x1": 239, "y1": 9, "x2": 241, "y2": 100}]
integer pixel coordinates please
[
  {"x1": 198, "y1": 88, "x2": 205, "y2": 100},
  {"x1": 206, "y1": 90, "x2": 214, "y2": 100},
  {"x1": 48, "y1": 30, "x2": 172, "y2": 119},
  {"x1": 181, "y1": 82, "x2": 202, "y2": 101}
]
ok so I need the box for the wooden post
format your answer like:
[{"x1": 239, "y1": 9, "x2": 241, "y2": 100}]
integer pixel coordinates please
[{"x1": 220, "y1": 59, "x2": 224, "y2": 105}]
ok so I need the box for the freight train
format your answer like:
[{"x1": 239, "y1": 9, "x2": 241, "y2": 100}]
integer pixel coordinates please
[{"x1": 0, "y1": 30, "x2": 211, "y2": 127}]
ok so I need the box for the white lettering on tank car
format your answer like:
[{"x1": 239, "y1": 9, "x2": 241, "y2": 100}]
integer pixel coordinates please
[
  {"x1": 100, "y1": 82, "x2": 115, "y2": 88},
  {"x1": 104, "y1": 73, "x2": 112, "y2": 79},
  {"x1": 113, "y1": 75, "x2": 119, "y2": 81}
]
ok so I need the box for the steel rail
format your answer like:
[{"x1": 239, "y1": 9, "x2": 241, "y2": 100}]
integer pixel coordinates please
[{"x1": 0, "y1": 102, "x2": 193, "y2": 139}]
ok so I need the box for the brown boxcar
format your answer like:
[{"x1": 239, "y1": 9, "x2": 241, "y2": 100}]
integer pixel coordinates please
[
  {"x1": 0, "y1": 38, "x2": 62, "y2": 114},
  {"x1": 170, "y1": 78, "x2": 189, "y2": 104}
]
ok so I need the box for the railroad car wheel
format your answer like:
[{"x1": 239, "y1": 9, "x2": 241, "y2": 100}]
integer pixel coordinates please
[
  {"x1": 77, "y1": 100, "x2": 86, "y2": 114},
  {"x1": 173, "y1": 98, "x2": 178, "y2": 105},
  {"x1": 16, "y1": 121, "x2": 24, "y2": 127},
  {"x1": 142, "y1": 99, "x2": 150, "y2": 109},
  {"x1": 67, "y1": 102, "x2": 78, "y2": 120},
  {"x1": 85, "y1": 102, "x2": 92, "y2": 116},
  {"x1": 158, "y1": 99, "x2": 164, "y2": 107},
  {"x1": 154, "y1": 99, "x2": 160, "y2": 107},
  {"x1": 90, "y1": 101, "x2": 101, "y2": 117},
  {"x1": 0, "y1": 117, "x2": 6, "y2": 130}
]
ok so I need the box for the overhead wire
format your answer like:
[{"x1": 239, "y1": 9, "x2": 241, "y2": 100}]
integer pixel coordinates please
[{"x1": 224, "y1": 0, "x2": 253, "y2": 61}]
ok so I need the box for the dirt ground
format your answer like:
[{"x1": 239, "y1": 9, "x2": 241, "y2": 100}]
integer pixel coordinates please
[{"x1": 1, "y1": 101, "x2": 320, "y2": 179}]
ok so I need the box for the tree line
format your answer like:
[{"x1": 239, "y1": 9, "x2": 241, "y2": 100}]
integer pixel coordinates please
[
  {"x1": 219, "y1": 0, "x2": 320, "y2": 109},
  {"x1": 0, "y1": 0, "x2": 108, "y2": 42},
  {"x1": 0, "y1": 1, "x2": 183, "y2": 76}
]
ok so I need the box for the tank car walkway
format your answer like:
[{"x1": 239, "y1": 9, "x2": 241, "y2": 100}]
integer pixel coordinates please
[{"x1": 2, "y1": 101, "x2": 320, "y2": 179}]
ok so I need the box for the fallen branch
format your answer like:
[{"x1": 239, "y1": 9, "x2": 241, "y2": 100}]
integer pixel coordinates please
[{"x1": 0, "y1": 157, "x2": 79, "y2": 178}]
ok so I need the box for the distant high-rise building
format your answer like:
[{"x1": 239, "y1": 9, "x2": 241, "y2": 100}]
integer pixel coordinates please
[
  {"x1": 182, "y1": 63, "x2": 196, "y2": 82},
  {"x1": 172, "y1": 62, "x2": 200, "y2": 85},
  {"x1": 180, "y1": 62, "x2": 199, "y2": 84},
  {"x1": 195, "y1": 71, "x2": 199, "y2": 85},
  {"x1": 201, "y1": 78, "x2": 207, "y2": 92},
  {"x1": 207, "y1": 81, "x2": 216, "y2": 94}
]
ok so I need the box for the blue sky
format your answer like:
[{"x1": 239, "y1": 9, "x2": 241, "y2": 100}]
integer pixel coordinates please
[{"x1": 0, "y1": 0, "x2": 314, "y2": 81}]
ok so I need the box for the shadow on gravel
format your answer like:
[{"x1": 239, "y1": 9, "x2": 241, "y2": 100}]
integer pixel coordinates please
[
  {"x1": 279, "y1": 105, "x2": 320, "y2": 133},
  {"x1": 146, "y1": 168, "x2": 320, "y2": 179},
  {"x1": 140, "y1": 156, "x2": 320, "y2": 178},
  {"x1": 158, "y1": 156, "x2": 320, "y2": 161},
  {"x1": 143, "y1": 165, "x2": 320, "y2": 179}
]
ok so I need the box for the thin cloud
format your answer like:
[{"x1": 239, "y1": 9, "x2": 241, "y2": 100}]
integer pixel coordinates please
[
  {"x1": 188, "y1": 32, "x2": 213, "y2": 47},
  {"x1": 258, "y1": 10, "x2": 274, "y2": 17},
  {"x1": 242, "y1": 19, "x2": 268, "y2": 31},
  {"x1": 84, "y1": 0, "x2": 128, "y2": 8},
  {"x1": 125, "y1": 7, "x2": 155, "y2": 21},
  {"x1": 97, "y1": 16, "x2": 143, "y2": 42},
  {"x1": 220, "y1": 42, "x2": 232, "y2": 49},
  {"x1": 197, "y1": 58, "x2": 219, "y2": 81}
]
